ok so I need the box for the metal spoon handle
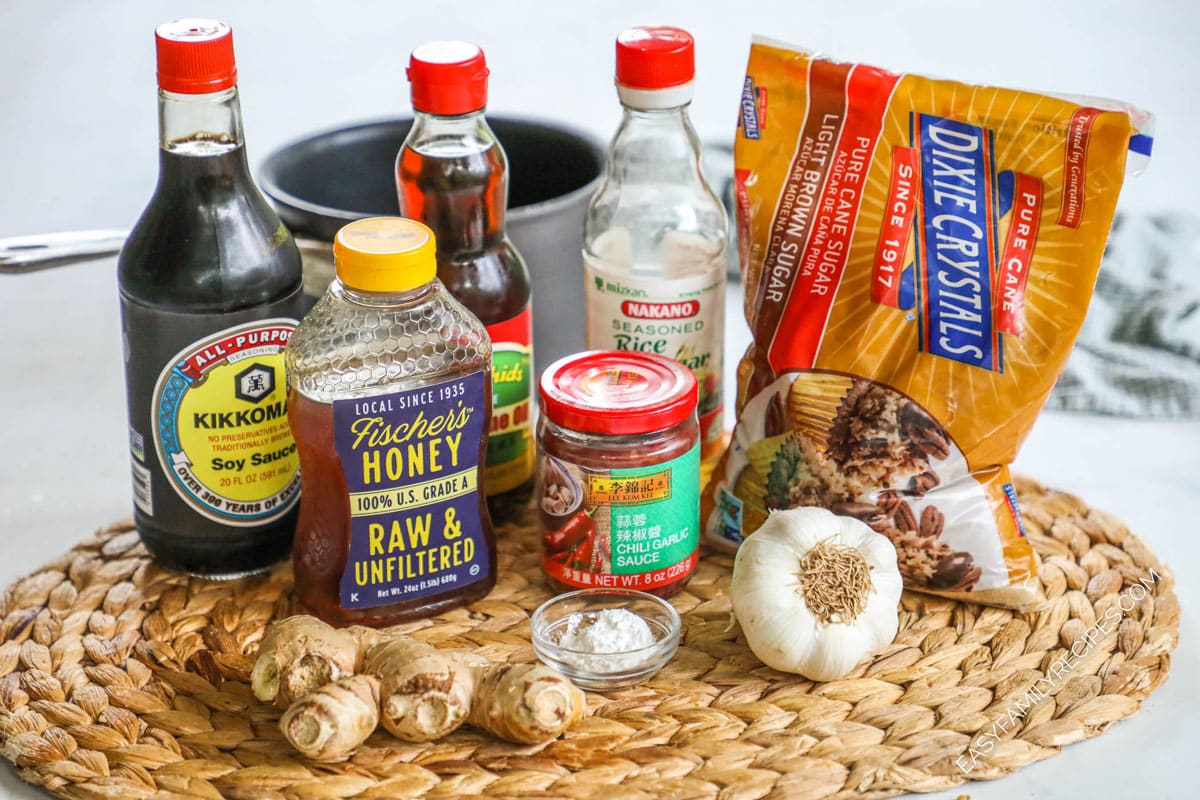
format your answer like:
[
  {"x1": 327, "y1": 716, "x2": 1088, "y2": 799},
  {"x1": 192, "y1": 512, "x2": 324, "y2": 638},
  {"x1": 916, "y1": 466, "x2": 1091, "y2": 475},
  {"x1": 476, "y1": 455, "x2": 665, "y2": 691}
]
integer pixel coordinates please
[
  {"x1": 1, "y1": 230, "x2": 332, "y2": 276},
  {"x1": 0, "y1": 230, "x2": 129, "y2": 273}
]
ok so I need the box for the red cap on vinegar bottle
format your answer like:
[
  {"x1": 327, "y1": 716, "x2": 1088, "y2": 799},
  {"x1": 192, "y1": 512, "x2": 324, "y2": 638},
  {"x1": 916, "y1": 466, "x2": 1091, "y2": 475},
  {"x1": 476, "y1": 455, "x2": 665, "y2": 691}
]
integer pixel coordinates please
[
  {"x1": 155, "y1": 18, "x2": 237, "y2": 94},
  {"x1": 615, "y1": 26, "x2": 695, "y2": 90},
  {"x1": 407, "y1": 41, "x2": 490, "y2": 116}
]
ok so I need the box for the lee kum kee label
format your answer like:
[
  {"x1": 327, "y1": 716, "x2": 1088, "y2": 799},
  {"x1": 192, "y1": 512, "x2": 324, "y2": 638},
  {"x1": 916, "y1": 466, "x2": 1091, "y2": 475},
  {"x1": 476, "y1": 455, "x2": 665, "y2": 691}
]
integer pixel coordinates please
[
  {"x1": 540, "y1": 445, "x2": 700, "y2": 591},
  {"x1": 333, "y1": 371, "x2": 490, "y2": 609}
]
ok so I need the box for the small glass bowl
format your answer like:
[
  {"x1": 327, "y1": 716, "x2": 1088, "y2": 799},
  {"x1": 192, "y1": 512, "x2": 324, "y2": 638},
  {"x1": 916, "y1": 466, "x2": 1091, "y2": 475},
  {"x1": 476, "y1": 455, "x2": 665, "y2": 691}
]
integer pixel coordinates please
[{"x1": 530, "y1": 588, "x2": 681, "y2": 691}]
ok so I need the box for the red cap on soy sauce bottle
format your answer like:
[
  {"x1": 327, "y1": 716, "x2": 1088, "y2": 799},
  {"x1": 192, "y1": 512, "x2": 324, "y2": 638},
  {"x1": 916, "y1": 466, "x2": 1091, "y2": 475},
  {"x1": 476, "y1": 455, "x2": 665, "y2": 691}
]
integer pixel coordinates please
[{"x1": 154, "y1": 18, "x2": 238, "y2": 94}]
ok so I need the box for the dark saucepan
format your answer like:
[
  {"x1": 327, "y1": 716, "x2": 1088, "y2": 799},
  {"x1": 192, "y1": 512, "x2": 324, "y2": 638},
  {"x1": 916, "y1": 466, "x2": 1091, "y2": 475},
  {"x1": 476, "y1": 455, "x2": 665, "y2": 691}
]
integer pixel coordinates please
[{"x1": 259, "y1": 117, "x2": 605, "y2": 368}]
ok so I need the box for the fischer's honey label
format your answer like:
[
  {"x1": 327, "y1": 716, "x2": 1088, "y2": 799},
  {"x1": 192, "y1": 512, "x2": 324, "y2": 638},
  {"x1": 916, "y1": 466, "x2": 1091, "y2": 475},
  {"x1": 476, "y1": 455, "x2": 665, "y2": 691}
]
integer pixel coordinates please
[{"x1": 332, "y1": 370, "x2": 490, "y2": 608}]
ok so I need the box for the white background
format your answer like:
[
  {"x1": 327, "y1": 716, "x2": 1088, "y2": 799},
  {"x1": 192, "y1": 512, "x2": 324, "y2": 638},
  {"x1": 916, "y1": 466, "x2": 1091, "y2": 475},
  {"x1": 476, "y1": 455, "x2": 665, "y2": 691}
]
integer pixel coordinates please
[{"x1": 1, "y1": 1, "x2": 1198, "y2": 798}]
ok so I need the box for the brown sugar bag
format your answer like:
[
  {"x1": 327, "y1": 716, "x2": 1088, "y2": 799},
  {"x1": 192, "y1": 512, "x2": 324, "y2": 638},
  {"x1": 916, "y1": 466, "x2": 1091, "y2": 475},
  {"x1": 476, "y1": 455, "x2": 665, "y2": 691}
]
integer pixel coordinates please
[{"x1": 703, "y1": 38, "x2": 1153, "y2": 608}]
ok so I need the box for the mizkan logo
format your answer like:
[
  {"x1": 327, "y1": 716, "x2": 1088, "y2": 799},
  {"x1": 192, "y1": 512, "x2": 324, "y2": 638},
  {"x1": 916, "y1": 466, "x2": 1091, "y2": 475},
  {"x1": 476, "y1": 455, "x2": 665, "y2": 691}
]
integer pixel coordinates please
[{"x1": 621, "y1": 300, "x2": 700, "y2": 320}]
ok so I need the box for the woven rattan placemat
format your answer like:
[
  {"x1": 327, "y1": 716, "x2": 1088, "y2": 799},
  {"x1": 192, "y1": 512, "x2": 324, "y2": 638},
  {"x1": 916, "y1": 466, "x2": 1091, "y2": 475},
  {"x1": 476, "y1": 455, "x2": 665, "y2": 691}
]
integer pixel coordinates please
[{"x1": 0, "y1": 477, "x2": 1179, "y2": 799}]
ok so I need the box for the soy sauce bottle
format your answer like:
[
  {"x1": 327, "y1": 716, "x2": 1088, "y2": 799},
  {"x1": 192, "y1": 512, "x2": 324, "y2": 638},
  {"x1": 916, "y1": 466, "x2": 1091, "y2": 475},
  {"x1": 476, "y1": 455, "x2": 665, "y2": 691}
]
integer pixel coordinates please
[
  {"x1": 397, "y1": 42, "x2": 535, "y2": 518},
  {"x1": 118, "y1": 19, "x2": 305, "y2": 577}
]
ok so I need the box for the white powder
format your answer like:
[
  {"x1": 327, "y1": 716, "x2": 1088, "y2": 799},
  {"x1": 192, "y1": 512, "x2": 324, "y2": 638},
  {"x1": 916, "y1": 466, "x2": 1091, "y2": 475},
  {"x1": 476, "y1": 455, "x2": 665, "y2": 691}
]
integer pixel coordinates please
[{"x1": 555, "y1": 608, "x2": 657, "y2": 672}]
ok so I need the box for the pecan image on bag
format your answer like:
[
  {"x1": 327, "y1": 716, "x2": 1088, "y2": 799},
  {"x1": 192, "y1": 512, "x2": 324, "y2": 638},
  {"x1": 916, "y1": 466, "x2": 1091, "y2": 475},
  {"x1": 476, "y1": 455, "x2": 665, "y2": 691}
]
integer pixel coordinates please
[{"x1": 733, "y1": 372, "x2": 979, "y2": 592}]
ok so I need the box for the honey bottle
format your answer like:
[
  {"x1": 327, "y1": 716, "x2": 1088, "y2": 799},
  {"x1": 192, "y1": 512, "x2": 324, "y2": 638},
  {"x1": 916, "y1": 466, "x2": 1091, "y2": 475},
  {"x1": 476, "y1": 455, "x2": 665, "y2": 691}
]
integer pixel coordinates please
[{"x1": 286, "y1": 217, "x2": 496, "y2": 626}]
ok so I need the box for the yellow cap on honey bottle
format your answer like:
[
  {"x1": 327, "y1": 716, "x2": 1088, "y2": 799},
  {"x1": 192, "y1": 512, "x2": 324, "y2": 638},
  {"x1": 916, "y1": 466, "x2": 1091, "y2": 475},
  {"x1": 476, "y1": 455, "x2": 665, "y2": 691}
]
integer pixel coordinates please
[{"x1": 333, "y1": 217, "x2": 438, "y2": 292}]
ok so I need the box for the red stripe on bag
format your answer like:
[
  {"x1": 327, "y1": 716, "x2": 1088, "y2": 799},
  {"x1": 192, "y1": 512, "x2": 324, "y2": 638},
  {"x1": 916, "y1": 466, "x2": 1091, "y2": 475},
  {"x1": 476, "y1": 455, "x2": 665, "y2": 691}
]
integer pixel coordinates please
[
  {"x1": 995, "y1": 174, "x2": 1043, "y2": 336},
  {"x1": 872, "y1": 146, "x2": 919, "y2": 307},
  {"x1": 734, "y1": 168, "x2": 752, "y2": 285},
  {"x1": 768, "y1": 65, "x2": 901, "y2": 371},
  {"x1": 1057, "y1": 108, "x2": 1103, "y2": 229}
]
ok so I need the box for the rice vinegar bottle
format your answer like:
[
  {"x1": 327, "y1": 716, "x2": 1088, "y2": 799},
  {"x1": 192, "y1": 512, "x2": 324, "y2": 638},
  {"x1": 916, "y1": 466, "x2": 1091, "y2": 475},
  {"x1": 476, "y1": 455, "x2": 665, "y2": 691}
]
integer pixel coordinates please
[
  {"x1": 286, "y1": 218, "x2": 496, "y2": 626},
  {"x1": 584, "y1": 26, "x2": 728, "y2": 478}
]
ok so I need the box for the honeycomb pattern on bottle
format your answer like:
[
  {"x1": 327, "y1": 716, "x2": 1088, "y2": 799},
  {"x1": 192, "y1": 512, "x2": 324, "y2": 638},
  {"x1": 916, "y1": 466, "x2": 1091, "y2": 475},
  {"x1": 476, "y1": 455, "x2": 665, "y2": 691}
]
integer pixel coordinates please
[{"x1": 287, "y1": 284, "x2": 488, "y2": 402}]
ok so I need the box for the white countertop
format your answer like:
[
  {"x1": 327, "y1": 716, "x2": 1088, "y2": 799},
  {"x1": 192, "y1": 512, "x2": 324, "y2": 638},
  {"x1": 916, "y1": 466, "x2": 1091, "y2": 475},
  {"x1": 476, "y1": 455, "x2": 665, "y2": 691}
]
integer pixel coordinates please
[{"x1": 2, "y1": 2, "x2": 1197, "y2": 798}]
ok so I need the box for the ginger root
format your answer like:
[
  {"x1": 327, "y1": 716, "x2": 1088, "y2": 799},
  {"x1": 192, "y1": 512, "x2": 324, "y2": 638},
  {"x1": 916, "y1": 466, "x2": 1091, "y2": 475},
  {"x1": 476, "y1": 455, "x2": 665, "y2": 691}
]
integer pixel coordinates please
[
  {"x1": 468, "y1": 663, "x2": 586, "y2": 744},
  {"x1": 280, "y1": 674, "x2": 380, "y2": 761},
  {"x1": 250, "y1": 616, "x2": 362, "y2": 708},
  {"x1": 259, "y1": 615, "x2": 587, "y2": 761},
  {"x1": 362, "y1": 636, "x2": 488, "y2": 743}
]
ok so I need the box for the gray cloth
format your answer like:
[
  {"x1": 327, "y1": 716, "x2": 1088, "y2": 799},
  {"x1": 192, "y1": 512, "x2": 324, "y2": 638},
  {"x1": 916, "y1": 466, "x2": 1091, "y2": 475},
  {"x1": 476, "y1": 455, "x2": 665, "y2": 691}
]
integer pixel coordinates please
[{"x1": 1048, "y1": 213, "x2": 1200, "y2": 418}]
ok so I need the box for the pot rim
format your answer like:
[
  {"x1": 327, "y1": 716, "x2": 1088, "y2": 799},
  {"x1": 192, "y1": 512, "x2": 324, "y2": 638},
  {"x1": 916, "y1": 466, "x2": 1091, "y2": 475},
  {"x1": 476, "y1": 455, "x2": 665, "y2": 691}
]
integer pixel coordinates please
[{"x1": 259, "y1": 115, "x2": 606, "y2": 231}]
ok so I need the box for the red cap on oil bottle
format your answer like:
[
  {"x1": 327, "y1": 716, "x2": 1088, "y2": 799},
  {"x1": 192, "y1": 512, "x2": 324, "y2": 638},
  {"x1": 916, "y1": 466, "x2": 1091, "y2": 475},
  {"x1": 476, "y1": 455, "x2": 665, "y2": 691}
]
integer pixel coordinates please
[
  {"x1": 615, "y1": 26, "x2": 695, "y2": 90},
  {"x1": 407, "y1": 41, "x2": 490, "y2": 116},
  {"x1": 155, "y1": 18, "x2": 237, "y2": 94}
]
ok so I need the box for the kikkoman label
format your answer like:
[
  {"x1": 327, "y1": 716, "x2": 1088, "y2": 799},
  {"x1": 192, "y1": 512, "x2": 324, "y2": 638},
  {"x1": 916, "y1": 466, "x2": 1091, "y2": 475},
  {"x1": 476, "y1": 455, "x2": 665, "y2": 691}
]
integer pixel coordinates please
[
  {"x1": 484, "y1": 304, "x2": 534, "y2": 495},
  {"x1": 333, "y1": 371, "x2": 490, "y2": 609},
  {"x1": 152, "y1": 319, "x2": 300, "y2": 525}
]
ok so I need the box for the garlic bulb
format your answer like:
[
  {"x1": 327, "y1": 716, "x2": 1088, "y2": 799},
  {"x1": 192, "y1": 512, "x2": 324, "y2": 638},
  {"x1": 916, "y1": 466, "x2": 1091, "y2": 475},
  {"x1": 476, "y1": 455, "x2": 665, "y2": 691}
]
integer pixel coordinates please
[{"x1": 731, "y1": 506, "x2": 902, "y2": 681}]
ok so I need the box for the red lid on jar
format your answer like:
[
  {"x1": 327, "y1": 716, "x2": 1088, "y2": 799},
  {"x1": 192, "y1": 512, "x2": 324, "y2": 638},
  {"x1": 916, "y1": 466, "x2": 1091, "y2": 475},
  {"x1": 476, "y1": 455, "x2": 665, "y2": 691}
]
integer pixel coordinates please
[
  {"x1": 155, "y1": 18, "x2": 237, "y2": 94},
  {"x1": 407, "y1": 41, "x2": 489, "y2": 115},
  {"x1": 540, "y1": 351, "x2": 698, "y2": 436},
  {"x1": 615, "y1": 26, "x2": 695, "y2": 90}
]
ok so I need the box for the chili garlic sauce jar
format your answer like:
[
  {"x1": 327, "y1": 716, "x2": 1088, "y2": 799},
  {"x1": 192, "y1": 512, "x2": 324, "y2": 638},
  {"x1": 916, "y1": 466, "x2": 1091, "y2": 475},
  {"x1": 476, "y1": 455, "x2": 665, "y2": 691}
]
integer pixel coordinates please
[{"x1": 538, "y1": 351, "x2": 700, "y2": 598}]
